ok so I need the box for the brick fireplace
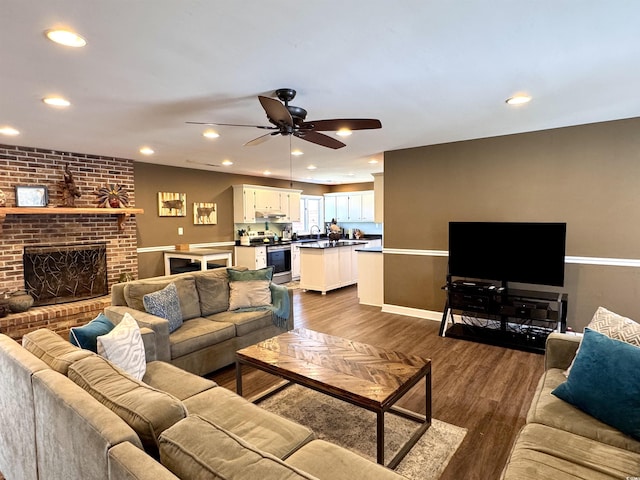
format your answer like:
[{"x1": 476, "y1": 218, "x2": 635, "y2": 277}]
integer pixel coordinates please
[{"x1": 0, "y1": 143, "x2": 139, "y2": 340}]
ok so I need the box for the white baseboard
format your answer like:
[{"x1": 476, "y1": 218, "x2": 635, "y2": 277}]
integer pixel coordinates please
[{"x1": 381, "y1": 303, "x2": 442, "y2": 322}]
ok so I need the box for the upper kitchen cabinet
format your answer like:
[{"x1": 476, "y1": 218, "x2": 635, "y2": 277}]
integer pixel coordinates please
[
  {"x1": 324, "y1": 191, "x2": 375, "y2": 222},
  {"x1": 233, "y1": 185, "x2": 301, "y2": 223}
]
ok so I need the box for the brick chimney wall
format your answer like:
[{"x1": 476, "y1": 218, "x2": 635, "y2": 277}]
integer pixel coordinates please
[{"x1": 0, "y1": 143, "x2": 139, "y2": 340}]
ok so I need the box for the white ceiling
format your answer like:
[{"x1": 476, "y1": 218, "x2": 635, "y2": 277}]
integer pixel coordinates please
[{"x1": 2, "y1": 1, "x2": 640, "y2": 184}]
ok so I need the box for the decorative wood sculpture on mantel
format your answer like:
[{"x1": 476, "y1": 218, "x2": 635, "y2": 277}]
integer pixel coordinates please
[
  {"x1": 94, "y1": 183, "x2": 130, "y2": 208},
  {"x1": 60, "y1": 163, "x2": 81, "y2": 207}
]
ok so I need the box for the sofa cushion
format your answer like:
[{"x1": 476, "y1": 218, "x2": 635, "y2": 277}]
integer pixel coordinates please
[
  {"x1": 124, "y1": 276, "x2": 201, "y2": 320},
  {"x1": 143, "y1": 283, "x2": 183, "y2": 333},
  {"x1": 195, "y1": 268, "x2": 230, "y2": 315},
  {"x1": 97, "y1": 312, "x2": 147, "y2": 380},
  {"x1": 68, "y1": 355, "x2": 187, "y2": 454},
  {"x1": 527, "y1": 367, "x2": 640, "y2": 453},
  {"x1": 69, "y1": 313, "x2": 115, "y2": 352},
  {"x1": 159, "y1": 415, "x2": 318, "y2": 480},
  {"x1": 587, "y1": 306, "x2": 640, "y2": 345},
  {"x1": 169, "y1": 318, "x2": 236, "y2": 359},
  {"x1": 501, "y1": 423, "x2": 640, "y2": 480},
  {"x1": 228, "y1": 267, "x2": 273, "y2": 310},
  {"x1": 565, "y1": 306, "x2": 640, "y2": 376},
  {"x1": 207, "y1": 309, "x2": 273, "y2": 337},
  {"x1": 184, "y1": 386, "x2": 315, "y2": 459},
  {"x1": 286, "y1": 439, "x2": 405, "y2": 480},
  {"x1": 143, "y1": 361, "x2": 217, "y2": 401},
  {"x1": 552, "y1": 328, "x2": 640, "y2": 440},
  {"x1": 22, "y1": 328, "x2": 94, "y2": 375}
]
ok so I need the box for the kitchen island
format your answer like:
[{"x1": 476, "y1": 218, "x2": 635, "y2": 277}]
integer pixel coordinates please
[
  {"x1": 299, "y1": 240, "x2": 367, "y2": 294},
  {"x1": 356, "y1": 246, "x2": 383, "y2": 306}
]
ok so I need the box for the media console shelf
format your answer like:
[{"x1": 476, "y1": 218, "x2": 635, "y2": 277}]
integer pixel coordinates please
[{"x1": 439, "y1": 279, "x2": 568, "y2": 353}]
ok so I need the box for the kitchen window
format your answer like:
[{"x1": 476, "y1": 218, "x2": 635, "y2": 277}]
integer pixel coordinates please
[{"x1": 292, "y1": 195, "x2": 323, "y2": 234}]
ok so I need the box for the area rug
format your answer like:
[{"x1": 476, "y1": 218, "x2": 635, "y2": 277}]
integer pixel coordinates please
[
  {"x1": 282, "y1": 280, "x2": 301, "y2": 289},
  {"x1": 257, "y1": 384, "x2": 467, "y2": 480}
]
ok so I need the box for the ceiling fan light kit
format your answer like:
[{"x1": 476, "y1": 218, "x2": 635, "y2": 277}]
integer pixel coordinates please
[{"x1": 187, "y1": 88, "x2": 381, "y2": 150}]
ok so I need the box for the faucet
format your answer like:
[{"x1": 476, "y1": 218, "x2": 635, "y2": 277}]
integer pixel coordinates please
[{"x1": 310, "y1": 225, "x2": 320, "y2": 239}]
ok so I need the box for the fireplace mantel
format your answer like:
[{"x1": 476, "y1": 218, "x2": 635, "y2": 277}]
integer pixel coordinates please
[{"x1": 0, "y1": 207, "x2": 144, "y2": 232}]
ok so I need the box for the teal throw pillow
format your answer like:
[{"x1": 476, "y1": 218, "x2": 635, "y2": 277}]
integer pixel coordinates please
[
  {"x1": 552, "y1": 328, "x2": 640, "y2": 439},
  {"x1": 143, "y1": 282, "x2": 183, "y2": 333},
  {"x1": 69, "y1": 313, "x2": 115, "y2": 352},
  {"x1": 227, "y1": 267, "x2": 273, "y2": 282}
]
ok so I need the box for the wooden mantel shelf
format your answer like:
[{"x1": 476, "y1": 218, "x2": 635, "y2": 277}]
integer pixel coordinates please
[{"x1": 0, "y1": 207, "x2": 144, "y2": 231}]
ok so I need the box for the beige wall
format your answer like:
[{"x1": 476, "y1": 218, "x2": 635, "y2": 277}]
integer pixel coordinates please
[
  {"x1": 134, "y1": 162, "x2": 330, "y2": 278},
  {"x1": 383, "y1": 117, "x2": 640, "y2": 330}
]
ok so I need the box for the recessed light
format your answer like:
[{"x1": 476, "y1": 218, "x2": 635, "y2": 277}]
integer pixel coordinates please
[
  {"x1": 506, "y1": 94, "x2": 532, "y2": 105},
  {"x1": 203, "y1": 129, "x2": 220, "y2": 139},
  {"x1": 263, "y1": 170, "x2": 271, "y2": 176},
  {"x1": 0, "y1": 126, "x2": 20, "y2": 136},
  {"x1": 43, "y1": 96, "x2": 70, "y2": 107},
  {"x1": 45, "y1": 29, "x2": 87, "y2": 47},
  {"x1": 307, "y1": 165, "x2": 317, "y2": 170},
  {"x1": 368, "y1": 159, "x2": 379, "y2": 164},
  {"x1": 336, "y1": 128, "x2": 352, "y2": 137},
  {"x1": 221, "y1": 159, "x2": 233, "y2": 166},
  {"x1": 291, "y1": 149, "x2": 304, "y2": 156},
  {"x1": 139, "y1": 147, "x2": 154, "y2": 155}
]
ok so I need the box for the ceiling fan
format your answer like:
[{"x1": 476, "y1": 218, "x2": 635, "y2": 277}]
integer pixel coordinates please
[{"x1": 186, "y1": 88, "x2": 382, "y2": 149}]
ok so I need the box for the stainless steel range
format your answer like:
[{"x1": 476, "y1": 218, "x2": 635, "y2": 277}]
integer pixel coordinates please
[
  {"x1": 266, "y1": 243, "x2": 292, "y2": 284},
  {"x1": 246, "y1": 231, "x2": 292, "y2": 284}
]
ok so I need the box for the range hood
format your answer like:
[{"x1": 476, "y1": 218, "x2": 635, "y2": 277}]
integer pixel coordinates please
[{"x1": 255, "y1": 210, "x2": 286, "y2": 219}]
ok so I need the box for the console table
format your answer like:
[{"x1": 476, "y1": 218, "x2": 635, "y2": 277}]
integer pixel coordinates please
[
  {"x1": 163, "y1": 248, "x2": 233, "y2": 276},
  {"x1": 440, "y1": 281, "x2": 568, "y2": 353}
]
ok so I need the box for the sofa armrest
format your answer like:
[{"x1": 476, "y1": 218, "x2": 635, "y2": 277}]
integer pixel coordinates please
[
  {"x1": 544, "y1": 332, "x2": 581, "y2": 371},
  {"x1": 139, "y1": 327, "x2": 157, "y2": 363},
  {"x1": 104, "y1": 306, "x2": 171, "y2": 362},
  {"x1": 109, "y1": 442, "x2": 180, "y2": 480}
]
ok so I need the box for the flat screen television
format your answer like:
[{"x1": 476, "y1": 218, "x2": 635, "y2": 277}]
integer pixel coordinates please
[{"x1": 448, "y1": 222, "x2": 567, "y2": 287}]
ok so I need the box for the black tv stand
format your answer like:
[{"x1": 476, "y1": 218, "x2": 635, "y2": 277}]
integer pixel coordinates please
[{"x1": 440, "y1": 279, "x2": 568, "y2": 353}]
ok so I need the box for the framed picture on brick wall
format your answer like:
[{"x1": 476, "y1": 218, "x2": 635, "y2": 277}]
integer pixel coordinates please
[
  {"x1": 158, "y1": 192, "x2": 186, "y2": 217},
  {"x1": 15, "y1": 185, "x2": 49, "y2": 207}
]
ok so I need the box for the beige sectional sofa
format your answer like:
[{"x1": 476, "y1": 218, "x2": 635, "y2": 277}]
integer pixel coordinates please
[
  {"x1": 104, "y1": 267, "x2": 293, "y2": 375},
  {"x1": 0, "y1": 328, "x2": 406, "y2": 480},
  {"x1": 501, "y1": 332, "x2": 640, "y2": 479}
]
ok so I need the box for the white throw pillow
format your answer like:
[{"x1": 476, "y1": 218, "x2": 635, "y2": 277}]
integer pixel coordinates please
[
  {"x1": 564, "y1": 306, "x2": 640, "y2": 376},
  {"x1": 97, "y1": 312, "x2": 146, "y2": 380}
]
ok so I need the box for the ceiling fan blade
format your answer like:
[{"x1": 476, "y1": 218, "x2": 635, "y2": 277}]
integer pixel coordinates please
[
  {"x1": 244, "y1": 132, "x2": 278, "y2": 147},
  {"x1": 258, "y1": 96, "x2": 294, "y2": 127},
  {"x1": 299, "y1": 118, "x2": 382, "y2": 131},
  {"x1": 186, "y1": 121, "x2": 276, "y2": 129},
  {"x1": 294, "y1": 131, "x2": 346, "y2": 149}
]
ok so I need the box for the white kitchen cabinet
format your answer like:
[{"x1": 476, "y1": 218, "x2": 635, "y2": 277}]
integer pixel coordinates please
[
  {"x1": 234, "y1": 185, "x2": 302, "y2": 224},
  {"x1": 233, "y1": 186, "x2": 257, "y2": 223},
  {"x1": 291, "y1": 243, "x2": 301, "y2": 280},
  {"x1": 336, "y1": 195, "x2": 349, "y2": 221},
  {"x1": 323, "y1": 190, "x2": 375, "y2": 222},
  {"x1": 360, "y1": 191, "x2": 375, "y2": 222},
  {"x1": 234, "y1": 246, "x2": 267, "y2": 269},
  {"x1": 255, "y1": 189, "x2": 281, "y2": 212},
  {"x1": 280, "y1": 191, "x2": 301, "y2": 223},
  {"x1": 324, "y1": 195, "x2": 337, "y2": 222}
]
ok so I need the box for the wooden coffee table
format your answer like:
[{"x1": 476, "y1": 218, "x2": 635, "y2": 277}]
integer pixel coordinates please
[{"x1": 235, "y1": 328, "x2": 432, "y2": 468}]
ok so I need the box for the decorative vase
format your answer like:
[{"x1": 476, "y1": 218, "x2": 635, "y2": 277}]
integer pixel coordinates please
[{"x1": 8, "y1": 290, "x2": 34, "y2": 313}]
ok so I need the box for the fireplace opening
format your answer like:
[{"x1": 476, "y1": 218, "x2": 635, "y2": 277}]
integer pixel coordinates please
[{"x1": 23, "y1": 243, "x2": 108, "y2": 306}]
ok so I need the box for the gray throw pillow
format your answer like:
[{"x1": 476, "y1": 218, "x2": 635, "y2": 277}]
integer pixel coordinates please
[{"x1": 143, "y1": 283, "x2": 183, "y2": 333}]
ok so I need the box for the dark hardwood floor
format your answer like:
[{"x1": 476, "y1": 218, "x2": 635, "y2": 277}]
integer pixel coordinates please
[{"x1": 211, "y1": 285, "x2": 545, "y2": 480}]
